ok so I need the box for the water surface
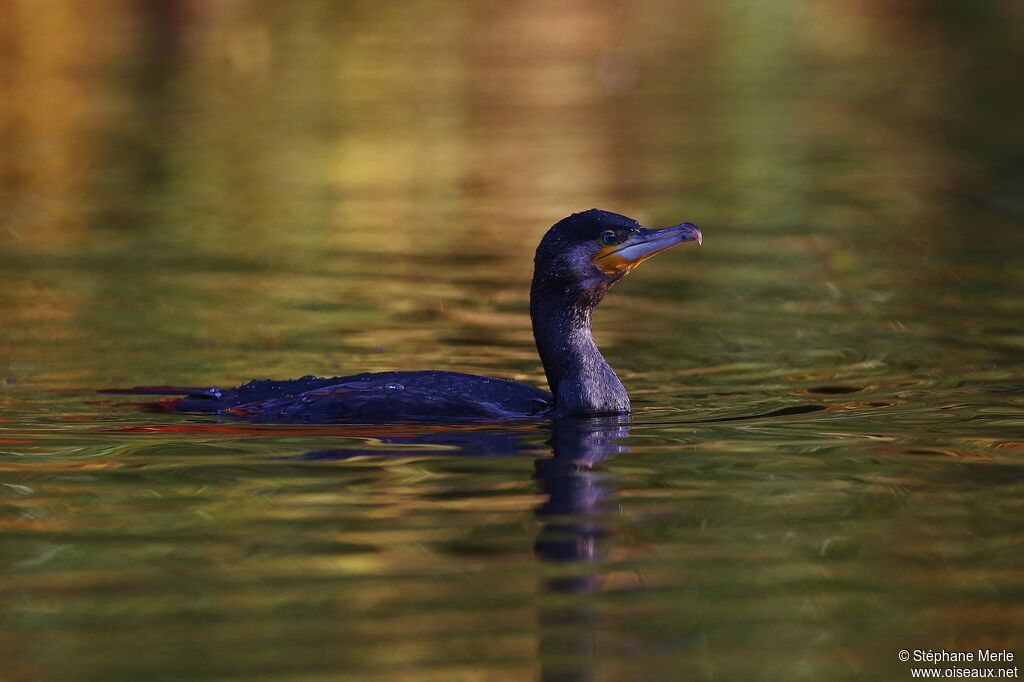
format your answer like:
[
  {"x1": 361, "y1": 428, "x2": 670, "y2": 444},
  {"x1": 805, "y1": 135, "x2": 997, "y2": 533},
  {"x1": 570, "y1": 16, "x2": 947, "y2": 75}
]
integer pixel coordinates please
[{"x1": 1, "y1": 2, "x2": 1022, "y2": 680}]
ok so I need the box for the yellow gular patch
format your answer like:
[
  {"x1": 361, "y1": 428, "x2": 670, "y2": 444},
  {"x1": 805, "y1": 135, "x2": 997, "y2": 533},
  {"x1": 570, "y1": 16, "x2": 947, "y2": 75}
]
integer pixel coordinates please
[
  {"x1": 593, "y1": 243, "x2": 666, "y2": 277},
  {"x1": 593, "y1": 245, "x2": 636, "y2": 276}
]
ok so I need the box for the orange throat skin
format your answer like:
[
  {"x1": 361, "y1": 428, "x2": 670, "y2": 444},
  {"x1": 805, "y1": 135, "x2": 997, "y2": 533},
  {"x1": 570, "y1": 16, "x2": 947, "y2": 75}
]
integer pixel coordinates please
[{"x1": 593, "y1": 242, "x2": 673, "y2": 277}]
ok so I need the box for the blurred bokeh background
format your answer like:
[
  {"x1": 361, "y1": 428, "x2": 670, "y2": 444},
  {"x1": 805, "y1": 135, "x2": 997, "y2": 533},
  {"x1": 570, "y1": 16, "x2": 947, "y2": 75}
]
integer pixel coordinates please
[
  {"x1": 2, "y1": 0, "x2": 1021, "y2": 387},
  {"x1": 1, "y1": 2, "x2": 1022, "y2": 681}
]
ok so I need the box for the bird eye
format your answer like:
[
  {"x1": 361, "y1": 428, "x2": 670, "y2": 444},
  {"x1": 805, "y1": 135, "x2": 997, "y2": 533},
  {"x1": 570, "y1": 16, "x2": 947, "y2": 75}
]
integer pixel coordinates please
[{"x1": 600, "y1": 230, "x2": 618, "y2": 246}]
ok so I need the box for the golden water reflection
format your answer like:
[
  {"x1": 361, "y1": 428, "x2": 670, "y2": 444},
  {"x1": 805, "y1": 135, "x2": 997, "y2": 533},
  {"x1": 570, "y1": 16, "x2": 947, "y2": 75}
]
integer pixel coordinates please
[{"x1": 0, "y1": 1, "x2": 1022, "y2": 680}]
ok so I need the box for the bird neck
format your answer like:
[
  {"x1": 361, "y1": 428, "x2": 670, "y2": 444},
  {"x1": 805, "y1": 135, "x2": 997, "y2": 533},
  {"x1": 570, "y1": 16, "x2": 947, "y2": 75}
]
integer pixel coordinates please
[{"x1": 530, "y1": 282, "x2": 630, "y2": 417}]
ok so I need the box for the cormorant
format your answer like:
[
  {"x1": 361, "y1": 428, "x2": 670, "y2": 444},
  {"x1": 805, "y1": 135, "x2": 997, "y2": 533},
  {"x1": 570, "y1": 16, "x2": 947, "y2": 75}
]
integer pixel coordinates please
[{"x1": 103, "y1": 209, "x2": 701, "y2": 421}]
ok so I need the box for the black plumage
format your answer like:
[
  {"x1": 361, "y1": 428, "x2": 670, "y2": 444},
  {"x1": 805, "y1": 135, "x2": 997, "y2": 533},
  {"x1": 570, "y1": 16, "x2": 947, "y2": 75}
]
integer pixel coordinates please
[{"x1": 102, "y1": 209, "x2": 701, "y2": 421}]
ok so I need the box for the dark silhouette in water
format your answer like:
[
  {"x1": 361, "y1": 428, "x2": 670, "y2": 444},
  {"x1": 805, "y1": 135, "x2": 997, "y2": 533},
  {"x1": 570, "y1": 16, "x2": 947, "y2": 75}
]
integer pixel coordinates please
[
  {"x1": 534, "y1": 418, "x2": 626, "y2": 682},
  {"x1": 296, "y1": 418, "x2": 624, "y2": 584},
  {"x1": 534, "y1": 418, "x2": 627, "y2": 588},
  {"x1": 102, "y1": 209, "x2": 701, "y2": 421},
  {"x1": 296, "y1": 417, "x2": 627, "y2": 682}
]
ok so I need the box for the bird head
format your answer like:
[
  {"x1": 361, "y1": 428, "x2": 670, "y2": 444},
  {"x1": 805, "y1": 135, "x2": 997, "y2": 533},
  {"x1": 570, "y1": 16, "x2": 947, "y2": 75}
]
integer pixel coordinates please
[{"x1": 531, "y1": 209, "x2": 702, "y2": 306}]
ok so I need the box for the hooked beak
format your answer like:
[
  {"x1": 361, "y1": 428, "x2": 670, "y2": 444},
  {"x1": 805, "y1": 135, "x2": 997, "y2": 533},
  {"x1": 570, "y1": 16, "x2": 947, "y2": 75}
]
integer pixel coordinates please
[{"x1": 593, "y1": 222, "x2": 702, "y2": 277}]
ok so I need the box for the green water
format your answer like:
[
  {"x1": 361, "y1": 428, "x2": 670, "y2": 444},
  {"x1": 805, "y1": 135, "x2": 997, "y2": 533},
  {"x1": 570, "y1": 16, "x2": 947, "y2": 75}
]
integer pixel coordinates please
[{"x1": 1, "y1": 2, "x2": 1022, "y2": 680}]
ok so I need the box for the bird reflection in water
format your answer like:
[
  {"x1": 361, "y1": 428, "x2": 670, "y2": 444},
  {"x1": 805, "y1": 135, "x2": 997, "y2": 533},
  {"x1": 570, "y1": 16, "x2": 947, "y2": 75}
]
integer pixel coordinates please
[
  {"x1": 299, "y1": 417, "x2": 628, "y2": 680},
  {"x1": 534, "y1": 417, "x2": 628, "y2": 682},
  {"x1": 534, "y1": 417, "x2": 627, "y2": 590}
]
